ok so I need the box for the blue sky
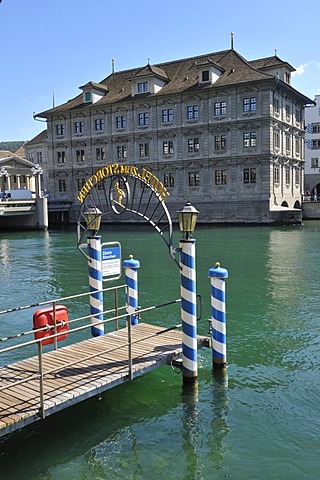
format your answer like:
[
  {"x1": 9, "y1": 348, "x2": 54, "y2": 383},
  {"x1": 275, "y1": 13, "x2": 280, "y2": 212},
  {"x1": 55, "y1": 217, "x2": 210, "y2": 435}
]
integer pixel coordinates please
[{"x1": 0, "y1": 0, "x2": 319, "y2": 142}]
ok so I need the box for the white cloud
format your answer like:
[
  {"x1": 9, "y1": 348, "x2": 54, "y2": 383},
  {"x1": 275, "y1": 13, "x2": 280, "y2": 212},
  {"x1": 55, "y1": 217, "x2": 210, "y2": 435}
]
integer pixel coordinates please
[
  {"x1": 292, "y1": 61, "x2": 320, "y2": 77},
  {"x1": 292, "y1": 62, "x2": 312, "y2": 76}
]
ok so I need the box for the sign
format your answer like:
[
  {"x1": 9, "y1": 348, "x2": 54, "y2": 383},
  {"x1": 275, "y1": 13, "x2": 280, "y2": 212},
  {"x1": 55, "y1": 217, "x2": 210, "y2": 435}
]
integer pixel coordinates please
[
  {"x1": 101, "y1": 242, "x2": 121, "y2": 281},
  {"x1": 77, "y1": 163, "x2": 170, "y2": 204}
]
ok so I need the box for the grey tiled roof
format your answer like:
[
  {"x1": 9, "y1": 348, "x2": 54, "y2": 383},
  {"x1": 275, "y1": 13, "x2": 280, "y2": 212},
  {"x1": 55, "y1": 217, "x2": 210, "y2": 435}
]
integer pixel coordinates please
[
  {"x1": 248, "y1": 55, "x2": 295, "y2": 72},
  {"x1": 35, "y1": 48, "x2": 300, "y2": 117},
  {"x1": 24, "y1": 129, "x2": 48, "y2": 146}
]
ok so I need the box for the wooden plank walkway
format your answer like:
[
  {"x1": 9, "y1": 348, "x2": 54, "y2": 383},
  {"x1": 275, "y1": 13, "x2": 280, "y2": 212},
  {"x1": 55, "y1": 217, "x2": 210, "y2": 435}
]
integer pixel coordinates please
[{"x1": 0, "y1": 323, "x2": 210, "y2": 438}]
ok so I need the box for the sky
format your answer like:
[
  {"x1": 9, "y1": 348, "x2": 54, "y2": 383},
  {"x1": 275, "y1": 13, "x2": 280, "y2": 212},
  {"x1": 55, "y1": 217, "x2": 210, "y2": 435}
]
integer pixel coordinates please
[{"x1": 0, "y1": 0, "x2": 320, "y2": 142}]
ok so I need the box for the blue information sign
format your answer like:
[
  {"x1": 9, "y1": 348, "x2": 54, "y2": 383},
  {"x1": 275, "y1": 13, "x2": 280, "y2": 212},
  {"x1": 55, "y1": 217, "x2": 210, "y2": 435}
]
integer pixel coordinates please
[{"x1": 101, "y1": 242, "x2": 121, "y2": 281}]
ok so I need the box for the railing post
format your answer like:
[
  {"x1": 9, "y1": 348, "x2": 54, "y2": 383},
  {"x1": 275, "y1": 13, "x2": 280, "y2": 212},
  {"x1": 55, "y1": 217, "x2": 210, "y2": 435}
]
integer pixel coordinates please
[
  {"x1": 128, "y1": 314, "x2": 133, "y2": 380},
  {"x1": 37, "y1": 340, "x2": 45, "y2": 419},
  {"x1": 123, "y1": 255, "x2": 140, "y2": 325},
  {"x1": 114, "y1": 287, "x2": 119, "y2": 330},
  {"x1": 52, "y1": 301, "x2": 58, "y2": 350},
  {"x1": 87, "y1": 234, "x2": 104, "y2": 336},
  {"x1": 180, "y1": 239, "x2": 198, "y2": 384},
  {"x1": 208, "y1": 261, "x2": 229, "y2": 370}
]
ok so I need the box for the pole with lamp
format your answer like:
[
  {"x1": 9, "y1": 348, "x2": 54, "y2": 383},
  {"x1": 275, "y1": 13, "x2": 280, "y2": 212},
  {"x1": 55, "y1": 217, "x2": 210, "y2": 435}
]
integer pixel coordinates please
[
  {"x1": 177, "y1": 202, "x2": 199, "y2": 384},
  {"x1": 83, "y1": 207, "x2": 104, "y2": 337},
  {"x1": 31, "y1": 164, "x2": 43, "y2": 197},
  {"x1": 0, "y1": 167, "x2": 9, "y2": 199}
]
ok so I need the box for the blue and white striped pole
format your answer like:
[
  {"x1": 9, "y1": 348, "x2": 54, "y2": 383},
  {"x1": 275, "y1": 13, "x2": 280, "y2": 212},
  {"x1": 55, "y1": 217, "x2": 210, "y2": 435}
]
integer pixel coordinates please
[
  {"x1": 208, "y1": 262, "x2": 228, "y2": 369},
  {"x1": 123, "y1": 255, "x2": 140, "y2": 325},
  {"x1": 180, "y1": 239, "x2": 198, "y2": 384},
  {"x1": 88, "y1": 235, "x2": 104, "y2": 337}
]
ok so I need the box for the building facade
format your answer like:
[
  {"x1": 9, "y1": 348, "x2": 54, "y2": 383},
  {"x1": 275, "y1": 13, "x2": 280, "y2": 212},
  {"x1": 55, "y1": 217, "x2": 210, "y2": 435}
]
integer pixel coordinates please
[
  {"x1": 304, "y1": 94, "x2": 320, "y2": 198},
  {"x1": 26, "y1": 48, "x2": 313, "y2": 225}
]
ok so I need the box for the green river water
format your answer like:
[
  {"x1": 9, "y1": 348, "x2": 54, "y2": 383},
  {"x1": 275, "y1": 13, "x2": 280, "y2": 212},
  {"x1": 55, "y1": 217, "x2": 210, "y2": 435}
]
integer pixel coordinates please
[{"x1": 0, "y1": 222, "x2": 319, "y2": 479}]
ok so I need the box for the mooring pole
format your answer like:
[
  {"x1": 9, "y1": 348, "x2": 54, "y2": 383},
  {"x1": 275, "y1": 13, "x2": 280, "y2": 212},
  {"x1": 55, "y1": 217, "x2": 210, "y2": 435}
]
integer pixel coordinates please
[
  {"x1": 88, "y1": 234, "x2": 104, "y2": 336},
  {"x1": 208, "y1": 262, "x2": 228, "y2": 370},
  {"x1": 123, "y1": 255, "x2": 140, "y2": 325},
  {"x1": 180, "y1": 238, "x2": 198, "y2": 384}
]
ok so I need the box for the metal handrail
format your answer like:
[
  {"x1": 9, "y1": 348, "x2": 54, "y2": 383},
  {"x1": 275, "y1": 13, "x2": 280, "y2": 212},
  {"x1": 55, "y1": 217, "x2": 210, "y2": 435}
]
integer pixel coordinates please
[{"x1": 0, "y1": 296, "x2": 181, "y2": 419}]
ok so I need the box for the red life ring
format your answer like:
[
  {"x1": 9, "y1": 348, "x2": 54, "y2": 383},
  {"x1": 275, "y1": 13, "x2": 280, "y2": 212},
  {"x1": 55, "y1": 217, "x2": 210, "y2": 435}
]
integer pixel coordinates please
[{"x1": 33, "y1": 305, "x2": 69, "y2": 345}]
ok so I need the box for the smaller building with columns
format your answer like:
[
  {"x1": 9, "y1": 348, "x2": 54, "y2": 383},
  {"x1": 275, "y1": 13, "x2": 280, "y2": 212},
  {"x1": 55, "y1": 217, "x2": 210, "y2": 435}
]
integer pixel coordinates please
[{"x1": 0, "y1": 151, "x2": 39, "y2": 192}]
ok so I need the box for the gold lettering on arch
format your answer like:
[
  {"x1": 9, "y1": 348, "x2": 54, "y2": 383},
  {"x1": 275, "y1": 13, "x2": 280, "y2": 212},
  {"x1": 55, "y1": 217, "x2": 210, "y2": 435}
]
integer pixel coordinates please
[{"x1": 77, "y1": 163, "x2": 170, "y2": 204}]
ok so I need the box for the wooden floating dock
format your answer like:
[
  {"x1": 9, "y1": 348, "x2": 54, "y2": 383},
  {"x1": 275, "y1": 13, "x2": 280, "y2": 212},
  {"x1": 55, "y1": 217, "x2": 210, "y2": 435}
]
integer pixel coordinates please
[{"x1": 0, "y1": 323, "x2": 210, "y2": 439}]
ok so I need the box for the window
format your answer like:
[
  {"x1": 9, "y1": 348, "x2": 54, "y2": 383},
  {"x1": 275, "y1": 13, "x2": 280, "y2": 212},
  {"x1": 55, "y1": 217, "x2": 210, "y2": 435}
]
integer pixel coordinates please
[
  {"x1": 274, "y1": 97, "x2": 280, "y2": 114},
  {"x1": 295, "y1": 137, "x2": 300, "y2": 155},
  {"x1": 57, "y1": 151, "x2": 66, "y2": 163},
  {"x1": 312, "y1": 139, "x2": 320, "y2": 149},
  {"x1": 202, "y1": 70, "x2": 209, "y2": 82},
  {"x1": 163, "y1": 173, "x2": 175, "y2": 187},
  {"x1": 214, "y1": 135, "x2": 227, "y2": 150},
  {"x1": 76, "y1": 149, "x2": 85, "y2": 162},
  {"x1": 36, "y1": 152, "x2": 43, "y2": 163},
  {"x1": 163, "y1": 140, "x2": 174, "y2": 155},
  {"x1": 215, "y1": 170, "x2": 227, "y2": 185},
  {"x1": 116, "y1": 115, "x2": 126, "y2": 129},
  {"x1": 214, "y1": 101, "x2": 226, "y2": 116},
  {"x1": 285, "y1": 135, "x2": 291, "y2": 152},
  {"x1": 311, "y1": 158, "x2": 319, "y2": 168},
  {"x1": 243, "y1": 168, "x2": 256, "y2": 184},
  {"x1": 295, "y1": 109, "x2": 301, "y2": 123},
  {"x1": 285, "y1": 104, "x2": 291, "y2": 120},
  {"x1": 162, "y1": 108, "x2": 173, "y2": 123},
  {"x1": 137, "y1": 81, "x2": 149, "y2": 93},
  {"x1": 75, "y1": 121, "x2": 84, "y2": 134},
  {"x1": 96, "y1": 147, "x2": 105, "y2": 162},
  {"x1": 285, "y1": 168, "x2": 290, "y2": 184},
  {"x1": 58, "y1": 179, "x2": 67, "y2": 192},
  {"x1": 295, "y1": 169, "x2": 300, "y2": 185},
  {"x1": 243, "y1": 132, "x2": 256, "y2": 148},
  {"x1": 274, "y1": 131, "x2": 280, "y2": 149},
  {"x1": 139, "y1": 143, "x2": 149, "y2": 157},
  {"x1": 243, "y1": 97, "x2": 256, "y2": 112},
  {"x1": 274, "y1": 167, "x2": 280, "y2": 184},
  {"x1": 188, "y1": 138, "x2": 200, "y2": 153},
  {"x1": 312, "y1": 123, "x2": 320, "y2": 133},
  {"x1": 85, "y1": 92, "x2": 91, "y2": 102},
  {"x1": 56, "y1": 124, "x2": 65, "y2": 136},
  {"x1": 94, "y1": 118, "x2": 104, "y2": 131},
  {"x1": 187, "y1": 105, "x2": 199, "y2": 119},
  {"x1": 138, "y1": 112, "x2": 149, "y2": 126},
  {"x1": 189, "y1": 171, "x2": 200, "y2": 186},
  {"x1": 117, "y1": 145, "x2": 127, "y2": 159},
  {"x1": 77, "y1": 178, "x2": 86, "y2": 191}
]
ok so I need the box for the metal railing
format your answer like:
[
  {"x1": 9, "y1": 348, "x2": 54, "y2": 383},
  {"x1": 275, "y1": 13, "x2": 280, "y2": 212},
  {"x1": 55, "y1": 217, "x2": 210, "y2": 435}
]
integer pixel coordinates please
[{"x1": 0, "y1": 287, "x2": 181, "y2": 420}]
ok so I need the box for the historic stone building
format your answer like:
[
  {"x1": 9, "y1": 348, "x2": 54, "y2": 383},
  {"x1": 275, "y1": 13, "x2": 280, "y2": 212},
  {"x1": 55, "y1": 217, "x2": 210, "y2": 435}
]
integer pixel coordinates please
[{"x1": 26, "y1": 47, "x2": 313, "y2": 225}]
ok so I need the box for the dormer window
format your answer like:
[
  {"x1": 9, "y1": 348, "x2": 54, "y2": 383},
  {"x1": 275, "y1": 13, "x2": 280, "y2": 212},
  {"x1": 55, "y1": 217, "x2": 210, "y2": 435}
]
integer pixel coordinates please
[
  {"x1": 138, "y1": 81, "x2": 149, "y2": 93},
  {"x1": 130, "y1": 64, "x2": 168, "y2": 97},
  {"x1": 80, "y1": 81, "x2": 108, "y2": 104},
  {"x1": 198, "y1": 60, "x2": 224, "y2": 86},
  {"x1": 202, "y1": 70, "x2": 210, "y2": 82}
]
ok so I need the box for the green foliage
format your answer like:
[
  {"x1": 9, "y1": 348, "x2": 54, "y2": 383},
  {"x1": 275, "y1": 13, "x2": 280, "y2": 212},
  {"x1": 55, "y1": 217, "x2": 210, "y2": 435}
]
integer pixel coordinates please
[{"x1": 0, "y1": 141, "x2": 24, "y2": 151}]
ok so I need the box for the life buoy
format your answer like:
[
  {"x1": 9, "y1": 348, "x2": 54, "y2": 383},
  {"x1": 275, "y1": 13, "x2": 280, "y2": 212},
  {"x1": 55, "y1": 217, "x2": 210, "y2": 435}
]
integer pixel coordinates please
[{"x1": 33, "y1": 305, "x2": 69, "y2": 345}]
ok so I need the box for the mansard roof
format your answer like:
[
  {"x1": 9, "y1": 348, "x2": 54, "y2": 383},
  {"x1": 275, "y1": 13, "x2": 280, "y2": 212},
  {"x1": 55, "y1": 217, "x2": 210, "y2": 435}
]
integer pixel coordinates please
[{"x1": 35, "y1": 48, "x2": 308, "y2": 117}]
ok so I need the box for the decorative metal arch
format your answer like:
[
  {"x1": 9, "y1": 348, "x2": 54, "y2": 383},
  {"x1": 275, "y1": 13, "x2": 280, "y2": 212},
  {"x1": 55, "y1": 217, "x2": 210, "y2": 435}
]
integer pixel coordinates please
[{"x1": 77, "y1": 165, "x2": 178, "y2": 265}]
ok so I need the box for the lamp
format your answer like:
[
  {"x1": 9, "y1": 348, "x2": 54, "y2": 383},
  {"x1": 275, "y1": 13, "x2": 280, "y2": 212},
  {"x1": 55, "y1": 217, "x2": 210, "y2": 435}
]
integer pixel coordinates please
[
  {"x1": 0, "y1": 167, "x2": 9, "y2": 199},
  {"x1": 83, "y1": 206, "x2": 102, "y2": 234},
  {"x1": 177, "y1": 202, "x2": 199, "y2": 240}
]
